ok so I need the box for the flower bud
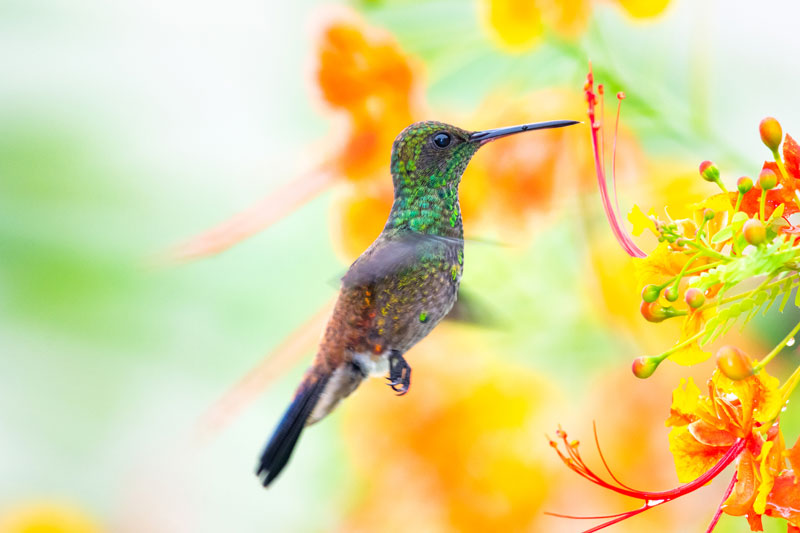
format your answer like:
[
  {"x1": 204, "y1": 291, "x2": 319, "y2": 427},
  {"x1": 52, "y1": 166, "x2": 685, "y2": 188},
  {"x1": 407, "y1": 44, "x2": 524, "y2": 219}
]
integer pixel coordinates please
[
  {"x1": 758, "y1": 168, "x2": 778, "y2": 190},
  {"x1": 685, "y1": 287, "x2": 705, "y2": 308},
  {"x1": 699, "y1": 160, "x2": 720, "y2": 183},
  {"x1": 632, "y1": 356, "x2": 661, "y2": 379},
  {"x1": 743, "y1": 218, "x2": 766, "y2": 245},
  {"x1": 715, "y1": 346, "x2": 754, "y2": 380},
  {"x1": 641, "y1": 284, "x2": 660, "y2": 303},
  {"x1": 759, "y1": 117, "x2": 783, "y2": 152},
  {"x1": 737, "y1": 176, "x2": 753, "y2": 194},
  {"x1": 703, "y1": 208, "x2": 715, "y2": 221},
  {"x1": 664, "y1": 286, "x2": 679, "y2": 302},
  {"x1": 640, "y1": 301, "x2": 668, "y2": 322}
]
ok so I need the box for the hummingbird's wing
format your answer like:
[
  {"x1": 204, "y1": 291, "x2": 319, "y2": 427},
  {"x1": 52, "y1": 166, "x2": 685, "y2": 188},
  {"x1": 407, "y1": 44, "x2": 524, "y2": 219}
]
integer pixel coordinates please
[
  {"x1": 341, "y1": 231, "x2": 462, "y2": 288},
  {"x1": 444, "y1": 287, "x2": 500, "y2": 328}
]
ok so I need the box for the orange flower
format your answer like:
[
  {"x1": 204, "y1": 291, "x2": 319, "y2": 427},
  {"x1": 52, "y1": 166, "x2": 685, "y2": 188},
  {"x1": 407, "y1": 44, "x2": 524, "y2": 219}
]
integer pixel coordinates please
[
  {"x1": 550, "y1": 368, "x2": 798, "y2": 532},
  {"x1": 316, "y1": 16, "x2": 420, "y2": 182},
  {"x1": 666, "y1": 369, "x2": 800, "y2": 531}
]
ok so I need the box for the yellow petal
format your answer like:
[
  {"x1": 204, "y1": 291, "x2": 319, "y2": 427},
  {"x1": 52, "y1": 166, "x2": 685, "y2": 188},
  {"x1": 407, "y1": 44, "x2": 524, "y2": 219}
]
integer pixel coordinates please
[
  {"x1": 753, "y1": 370, "x2": 783, "y2": 424},
  {"x1": 670, "y1": 310, "x2": 713, "y2": 366},
  {"x1": 666, "y1": 377, "x2": 702, "y2": 427},
  {"x1": 753, "y1": 440, "x2": 776, "y2": 514},
  {"x1": 668, "y1": 425, "x2": 727, "y2": 483},
  {"x1": 670, "y1": 341, "x2": 712, "y2": 366},
  {"x1": 633, "y1": 241, "x2": 689, "y2": 288},
  {"x1": 628, "y1": 204, "x2": 657, "y2": 236}
]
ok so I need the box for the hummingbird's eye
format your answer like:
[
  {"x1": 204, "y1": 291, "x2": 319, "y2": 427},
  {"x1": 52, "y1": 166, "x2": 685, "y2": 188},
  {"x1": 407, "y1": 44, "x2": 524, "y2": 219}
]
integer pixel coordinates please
[{"x1": 433, "y1": 132, "x2": 451, "y2": 148}]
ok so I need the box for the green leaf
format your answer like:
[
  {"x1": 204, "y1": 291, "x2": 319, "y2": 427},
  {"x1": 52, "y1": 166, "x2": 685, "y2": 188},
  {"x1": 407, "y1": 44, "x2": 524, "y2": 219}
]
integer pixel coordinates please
[
  {"x1": 711, "y1": 225, "x2": 734, "y2": 244},
  {"x1": 779, "y1": 278, "x2": 793, "y2": 312}
]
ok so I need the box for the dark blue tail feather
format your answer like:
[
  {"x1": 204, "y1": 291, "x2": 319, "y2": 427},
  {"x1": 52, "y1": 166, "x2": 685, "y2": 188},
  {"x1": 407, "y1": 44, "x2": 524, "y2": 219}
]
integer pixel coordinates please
[{"x1": 255, "y1": 374, "x2": 329, "y2": 487}]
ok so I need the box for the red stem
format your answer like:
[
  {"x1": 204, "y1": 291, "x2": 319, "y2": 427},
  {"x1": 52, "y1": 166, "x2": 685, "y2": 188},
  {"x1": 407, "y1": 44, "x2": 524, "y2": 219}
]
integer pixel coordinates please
[{"x1": 705, "y1": 470, "x2": 738, "y2": 533}]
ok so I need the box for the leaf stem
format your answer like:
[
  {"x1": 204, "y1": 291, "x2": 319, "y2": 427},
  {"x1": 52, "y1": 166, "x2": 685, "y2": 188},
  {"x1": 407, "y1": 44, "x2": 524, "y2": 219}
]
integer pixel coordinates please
[
  {"x1": 772, "y1": 147, "x2": 790, "y2": 183},
  {"x1": 753, "y1": 318, "x2": 800, "y2": 372},
  {"x1": 658, "y1": 329, "x2": 707, "y2": 360},
  {"x1": 681, "y1": 240, "x2": 730, "y2": 261}
]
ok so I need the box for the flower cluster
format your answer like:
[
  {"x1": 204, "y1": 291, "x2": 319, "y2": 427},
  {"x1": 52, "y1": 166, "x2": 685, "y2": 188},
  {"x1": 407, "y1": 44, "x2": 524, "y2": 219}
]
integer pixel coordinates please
[{"x1": 551, "y1": 70, "x2": 800, "y2": 532}]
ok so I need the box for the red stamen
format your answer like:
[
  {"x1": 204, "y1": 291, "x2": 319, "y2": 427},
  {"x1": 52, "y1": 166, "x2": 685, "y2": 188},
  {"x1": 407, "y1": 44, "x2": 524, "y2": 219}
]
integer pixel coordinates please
[
  {"x1": 548, "y1": 427, "x2": 748, "y2": 532},
  {"x1": 705, "y1": 471, "x2": 738, "y2": 533},
  {"x1": 612, "y1": 93, "x2": 625, "y2": 227},
  {"x1": 599, "y1": 83, "x2": 606, "y2": 174},
  {"x1": 593, "y1": 422, "x2": 639, "y2": 492},
  {"x1": 585, "y1": 66, "x2": 646, "y2": 258}
]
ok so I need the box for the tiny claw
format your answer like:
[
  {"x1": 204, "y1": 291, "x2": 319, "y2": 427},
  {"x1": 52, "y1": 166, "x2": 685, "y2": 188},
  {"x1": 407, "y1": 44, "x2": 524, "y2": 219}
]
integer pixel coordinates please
[{"x1": 386, "y1": 350, "x2": 411, "y2": 396}]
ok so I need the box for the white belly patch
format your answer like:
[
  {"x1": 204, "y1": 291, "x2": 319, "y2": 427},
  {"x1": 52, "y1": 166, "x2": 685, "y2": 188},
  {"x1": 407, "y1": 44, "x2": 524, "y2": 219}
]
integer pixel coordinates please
[{"x1": 353, "y1": 352, "x2": 390, "y2": 377}]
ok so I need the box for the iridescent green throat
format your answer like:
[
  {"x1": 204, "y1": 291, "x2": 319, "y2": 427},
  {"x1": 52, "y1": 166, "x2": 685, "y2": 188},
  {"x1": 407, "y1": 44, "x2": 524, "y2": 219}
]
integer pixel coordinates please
[{"x1": 385, "y1": 141, "x2": 479, "y2": 238}]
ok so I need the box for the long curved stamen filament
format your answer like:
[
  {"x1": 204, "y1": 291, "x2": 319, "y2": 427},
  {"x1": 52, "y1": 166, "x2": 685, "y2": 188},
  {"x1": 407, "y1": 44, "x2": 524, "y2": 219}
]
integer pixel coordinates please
[
  {"x1": 585, "y1": 67, "x2": 646, "y2": 258},
  {"x1": 548, "y1": 427, "x2": 747, "y2": 532}
]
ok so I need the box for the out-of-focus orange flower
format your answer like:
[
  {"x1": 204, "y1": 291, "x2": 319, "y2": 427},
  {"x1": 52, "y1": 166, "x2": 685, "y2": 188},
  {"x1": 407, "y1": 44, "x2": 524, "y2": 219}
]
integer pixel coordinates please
[
  {"x1": 478, "y1": 0, "x2": 670, "y2": 54},
  {"x1": 338, "y1": 325, "x2": 557, "y2": 533},
  {"x1": 316, "y1": 16, "x2": 420, "y2": 182},
  {"x1": 0, "y1": 501, "x2": 102, "y2": 533},
  {"x1": 333, "y1": 185, "x2": 393, "y2": 257},
  {"x1": 462, "y1": 90, "x2": 603, "y2": 230}
]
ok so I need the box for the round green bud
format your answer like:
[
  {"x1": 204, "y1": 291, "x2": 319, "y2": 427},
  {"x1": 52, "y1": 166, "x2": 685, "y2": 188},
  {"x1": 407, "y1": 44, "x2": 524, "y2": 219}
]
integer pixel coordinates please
[
  {"x1": 641, "y1": 284, "x2": 660, "y2": 303},
  {"x1": 743, "y1": 218, "x2": 766, "y2": 245},
  {"x1": 632, "y1": 356, "x2": 661, "y2": 379},
  {"x1": 758, "y1": 168, "x2": 778, "y2": 190},
  {"x1": 759, "y1": 117, "x2": 783, "y2": 152},
  {"x1": 664, "y1": 286, "x2": 679, "y2": 302},
  {"x1": 684, "y1": 287, "x2": 705, "y2": 308},
  {"x1": 737, "y1": 176, "x2": 753, "y2": 194},
  {"x1": 703, "y1": 208, "x2": 715, "y2": 221},
  {"x1": 699, "y1": 160, "x2": 720, "y2": 182}
]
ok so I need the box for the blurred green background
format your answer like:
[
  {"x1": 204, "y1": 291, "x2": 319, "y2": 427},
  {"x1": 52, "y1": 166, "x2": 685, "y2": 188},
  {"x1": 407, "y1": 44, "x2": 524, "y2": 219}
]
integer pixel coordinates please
[{"x1": 2, "y1": 0, "x2": 800, "y2": 532}]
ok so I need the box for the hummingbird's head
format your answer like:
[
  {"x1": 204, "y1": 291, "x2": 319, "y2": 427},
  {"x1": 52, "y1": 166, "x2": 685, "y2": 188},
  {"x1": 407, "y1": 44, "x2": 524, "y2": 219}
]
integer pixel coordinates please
[
  {"x1": 389, "y1": 119, "x2": 580, "y2": 192},
  {"x1": 390, "y1": 121, "x2": 476, "y2": 192}
]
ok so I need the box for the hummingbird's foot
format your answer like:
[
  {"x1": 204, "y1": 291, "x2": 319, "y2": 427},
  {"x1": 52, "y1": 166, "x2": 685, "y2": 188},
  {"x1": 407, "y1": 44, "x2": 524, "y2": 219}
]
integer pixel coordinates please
[{"x1": 387, "y1": 350, "x2": 411, "y2": 396}]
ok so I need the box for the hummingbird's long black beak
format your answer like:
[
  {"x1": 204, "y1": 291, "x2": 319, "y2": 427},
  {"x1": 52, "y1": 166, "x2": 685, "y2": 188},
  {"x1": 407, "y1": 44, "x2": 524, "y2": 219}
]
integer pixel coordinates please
[{"x1": 469, "y1": 120, "x2": 580, "y2": 144}]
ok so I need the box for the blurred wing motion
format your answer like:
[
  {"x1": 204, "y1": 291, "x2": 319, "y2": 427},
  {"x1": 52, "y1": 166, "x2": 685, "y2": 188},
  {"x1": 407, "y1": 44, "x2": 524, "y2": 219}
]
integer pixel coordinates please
[
  {"x1": 158, "y1": 166, "x2": 334, "y2": 265},
  {"x1": 342, "y1": 231, "x2": 464, "y2": 288},
  {"x1": 444, "y1": 287, "x2": 499, "y2": 327}
]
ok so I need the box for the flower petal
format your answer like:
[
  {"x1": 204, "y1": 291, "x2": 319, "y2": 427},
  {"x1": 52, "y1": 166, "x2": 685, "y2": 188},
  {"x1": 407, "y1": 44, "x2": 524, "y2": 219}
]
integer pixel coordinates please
[
  {"x1": 668, "y1": 425, "x2": 728, "y2": 483},
  {"x1": 628, "y1": 204, "x2": 657, "y2": 236},
  {"x1": 666, "y1": 377, "x2": 702, "y2": 427},
  {"x1": 688, "y1": 419, "x2": 737, "y2": 447},
  {"x1": 765, "y1": 473, "x2": 800, "y2": 526},
  {"x1": 724, "y1": 450, "x2": 758, "y2": 517}
]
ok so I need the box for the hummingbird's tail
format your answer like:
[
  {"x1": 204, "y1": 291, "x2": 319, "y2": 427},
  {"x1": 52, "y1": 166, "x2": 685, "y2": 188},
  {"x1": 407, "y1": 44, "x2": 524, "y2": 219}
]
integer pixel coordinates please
[{"x1": 255, "y1": 371, "x2": 330, "y2": 487}]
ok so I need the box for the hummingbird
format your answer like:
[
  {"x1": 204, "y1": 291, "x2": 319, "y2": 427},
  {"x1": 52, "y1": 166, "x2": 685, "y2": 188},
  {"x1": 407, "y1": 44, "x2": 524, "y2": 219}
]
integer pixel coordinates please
[{"x1": 255, "y1": 118, "x2": 579, "y2": 487}]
